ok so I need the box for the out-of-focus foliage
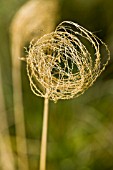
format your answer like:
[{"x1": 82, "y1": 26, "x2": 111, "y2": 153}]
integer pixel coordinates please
[{"x1": 0, "y1": 0, "x2": 113, "y2": 170}]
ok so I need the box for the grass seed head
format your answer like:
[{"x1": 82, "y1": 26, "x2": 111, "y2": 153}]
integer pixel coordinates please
[{"x1": 26, "y1": 21, "x2": 110, "y2": 102}]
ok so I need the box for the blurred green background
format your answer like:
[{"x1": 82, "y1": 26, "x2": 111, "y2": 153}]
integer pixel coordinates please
[{"x1": 0, "y1": 0, "x2": 113, "y2": 170}]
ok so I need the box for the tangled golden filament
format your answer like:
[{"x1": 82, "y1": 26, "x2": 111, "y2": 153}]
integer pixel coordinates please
[{"x1": 25, "y1": 21, "x2": 110, "y2": 102}]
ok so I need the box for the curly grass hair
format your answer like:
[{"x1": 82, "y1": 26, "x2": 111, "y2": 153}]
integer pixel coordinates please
[{"x1": 24, "y1": 21, "x2": 110, "y2": 102}]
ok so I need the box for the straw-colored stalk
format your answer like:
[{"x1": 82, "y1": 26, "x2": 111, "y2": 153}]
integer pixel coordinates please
[
  {"x1": 10, "y1": 0, "x2": 58, "y2": 169},
  {"x1": 39, "y1": 97, "x2": 49, "y2": 170}
]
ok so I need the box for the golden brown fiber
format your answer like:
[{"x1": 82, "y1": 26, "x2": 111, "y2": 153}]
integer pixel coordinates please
[{"x1": 25, "y1": 21, "x2": 110, "y2": 102}]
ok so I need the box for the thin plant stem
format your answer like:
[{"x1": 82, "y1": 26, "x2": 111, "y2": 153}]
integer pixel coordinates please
[
  {"x1": 39, "y1": 97, "x2": 49, "y2": 170},
  {"x1": 12, "y1": 51, "x2": 29, "y2": 170}
]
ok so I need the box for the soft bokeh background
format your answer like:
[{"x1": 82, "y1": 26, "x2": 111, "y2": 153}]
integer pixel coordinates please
[{"x1": 0, "y1": 0, "x2": 113, "y2": 170}]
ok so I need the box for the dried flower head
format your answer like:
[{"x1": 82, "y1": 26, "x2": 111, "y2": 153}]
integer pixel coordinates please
[{"x1": 25, "y1": 21, "x2": 110, "y2": 102}]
